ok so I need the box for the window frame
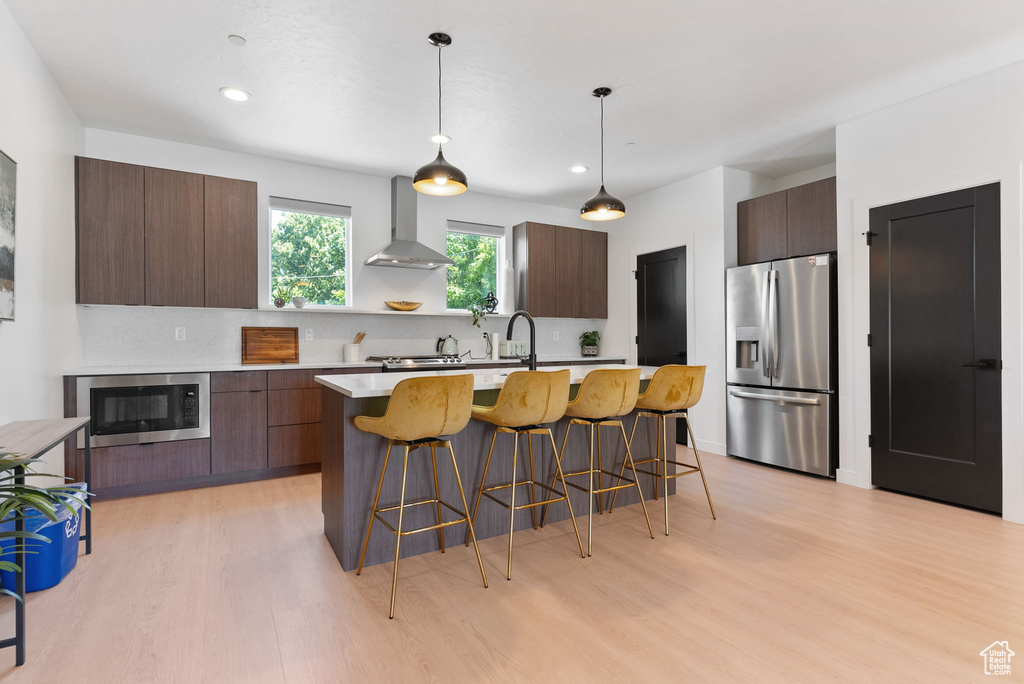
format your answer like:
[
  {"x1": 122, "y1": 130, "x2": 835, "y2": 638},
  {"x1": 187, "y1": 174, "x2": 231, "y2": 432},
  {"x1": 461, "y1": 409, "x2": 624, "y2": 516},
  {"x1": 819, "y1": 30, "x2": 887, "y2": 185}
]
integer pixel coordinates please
[
  {"x1": 268, "y1": 196, "x2": 353, "y2": 309},
  {"x1": 444, "y1": 220, "x2": 506, "y2": 312}
]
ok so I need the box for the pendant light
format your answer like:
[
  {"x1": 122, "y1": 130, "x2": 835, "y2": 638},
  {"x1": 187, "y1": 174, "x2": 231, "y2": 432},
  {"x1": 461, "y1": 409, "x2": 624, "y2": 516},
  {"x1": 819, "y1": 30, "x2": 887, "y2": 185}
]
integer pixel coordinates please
[
  {"x1": 413, "y1": 32, "x2": 468, "y2": 196},
  {"x1": 580, "y1": 87, "x2": 625, "y2": 221}
]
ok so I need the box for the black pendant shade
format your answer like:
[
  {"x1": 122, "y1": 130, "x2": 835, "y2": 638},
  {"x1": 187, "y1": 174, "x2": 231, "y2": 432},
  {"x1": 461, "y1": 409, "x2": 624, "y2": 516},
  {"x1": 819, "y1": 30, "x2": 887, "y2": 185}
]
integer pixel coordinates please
[
  {"x1": 581, "y1": 86, "x2": 625, "y2": 221},
  {"x1": 580, "y1": 184, "x2": 626, "y2": 221},
  {"x1": 414, "y1": 32, "x2": 467, "y2": 197},
  {"x1": 413, "y1": 147, "x2": 468, "y2": 196}
]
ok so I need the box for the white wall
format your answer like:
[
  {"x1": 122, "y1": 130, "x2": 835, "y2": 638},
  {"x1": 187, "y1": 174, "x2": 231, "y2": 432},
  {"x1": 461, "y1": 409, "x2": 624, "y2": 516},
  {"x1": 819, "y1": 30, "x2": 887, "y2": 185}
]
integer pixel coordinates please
[
  {"x1": 836, "y1": 60, "x2": 1024, "y2": 523},
  {"x1": 79, "y1": 129, "x2": 609, "y2": 366},
  {"x1": 0, "y1": 2, "x2": 84, "y2": 473},
  {"x1": 605, "y1": 166, "x2": 774, "y2": 455},
  {"x1": 772, "y1": 162, "x2": 837, "y2": 192}
]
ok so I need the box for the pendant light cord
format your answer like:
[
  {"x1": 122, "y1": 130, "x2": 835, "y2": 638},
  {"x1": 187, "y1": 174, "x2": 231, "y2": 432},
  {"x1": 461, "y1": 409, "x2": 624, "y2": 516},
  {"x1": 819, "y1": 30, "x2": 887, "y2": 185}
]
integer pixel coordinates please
[
  {"x1": 600, "y1": 95, "x2": 605, "y2": 185},
  {"x1": 437, "y1": 46, "x2": 443, "y2": 150}
]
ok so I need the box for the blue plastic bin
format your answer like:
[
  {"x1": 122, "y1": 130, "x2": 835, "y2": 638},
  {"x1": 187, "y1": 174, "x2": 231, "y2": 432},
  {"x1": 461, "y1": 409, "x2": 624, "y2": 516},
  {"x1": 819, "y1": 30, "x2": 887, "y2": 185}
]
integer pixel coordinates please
[{"x1": 0, "y1": 483, "x2": 86, "y2": 593}]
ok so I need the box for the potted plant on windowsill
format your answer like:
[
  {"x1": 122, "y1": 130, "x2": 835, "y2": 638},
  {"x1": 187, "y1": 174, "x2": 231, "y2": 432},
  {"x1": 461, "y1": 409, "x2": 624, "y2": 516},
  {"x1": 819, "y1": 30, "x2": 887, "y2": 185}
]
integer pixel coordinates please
[{"x1": 579, "y1": 330, "x2": 601, "y2": 357}]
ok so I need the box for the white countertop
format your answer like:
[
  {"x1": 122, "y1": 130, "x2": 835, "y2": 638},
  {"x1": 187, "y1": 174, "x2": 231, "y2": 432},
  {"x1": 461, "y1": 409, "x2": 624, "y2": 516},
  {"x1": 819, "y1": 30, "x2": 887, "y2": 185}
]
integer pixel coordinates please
[
  {"x1": 70, "y1": 356, "x2": 625, "y2": 377},
  {"x1": 315, "y1": 364, "x2": 659, "y2": 399}
]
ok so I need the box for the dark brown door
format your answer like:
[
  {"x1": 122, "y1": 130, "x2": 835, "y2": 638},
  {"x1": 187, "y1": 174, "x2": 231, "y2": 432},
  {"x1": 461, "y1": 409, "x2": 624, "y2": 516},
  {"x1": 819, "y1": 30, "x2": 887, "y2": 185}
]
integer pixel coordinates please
[
  {"x1": 579, "y1": 229, "x2": 608, "y2": 318},
  {"x1": 737, "y1": 191, "x2": 787, "y2": 265},
  {"x1": 75, "y1": 157, "x2": 146, "y2": 305},
  {"x1": 870, "y1": 183, "x2": 1001, "y2": 512},
  {"x1": 205, "y1": 175, "x2": 258, "y2": 309},
  {"x1": 636, "y1": 246, "x2": 687, "y2": 444},
  {"x1": 786, "y1": 176, "x2": 837, "y2": 257},
  {"x1": 145, "y1": 167, "x2": 205, "y2": 307},
  {"x1": 211, "y1": 390, "x2": 268, "y2": 474}
]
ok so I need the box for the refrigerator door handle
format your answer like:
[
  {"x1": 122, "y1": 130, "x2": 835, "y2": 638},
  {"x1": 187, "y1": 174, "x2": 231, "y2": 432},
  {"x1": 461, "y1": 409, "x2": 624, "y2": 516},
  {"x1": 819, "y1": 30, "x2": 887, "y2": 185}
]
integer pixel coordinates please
[
  {"x1": 761, "y1": 270, "x2": 772, "y2": 377},
  {"x1": 729, "y1": 389, "x2": 821, "y2": 406},
  {"x1": 769, "y1": 269, "x2": 780, "y2": 378}
]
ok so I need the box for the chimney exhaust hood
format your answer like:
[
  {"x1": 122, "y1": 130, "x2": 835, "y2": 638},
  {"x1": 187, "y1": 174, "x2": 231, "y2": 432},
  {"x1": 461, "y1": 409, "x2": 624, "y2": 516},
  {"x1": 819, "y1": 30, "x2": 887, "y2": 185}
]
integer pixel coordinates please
[{"x1": 364, "y1": 176, "x2": 454, "y2": 270}]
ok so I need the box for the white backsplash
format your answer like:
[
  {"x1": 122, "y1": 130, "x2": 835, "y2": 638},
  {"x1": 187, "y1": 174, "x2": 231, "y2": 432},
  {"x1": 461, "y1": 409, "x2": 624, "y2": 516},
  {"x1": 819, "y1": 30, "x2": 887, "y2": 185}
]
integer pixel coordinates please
[{"x1": 77, "y1": 305, "x2": 608, "y2": 368}]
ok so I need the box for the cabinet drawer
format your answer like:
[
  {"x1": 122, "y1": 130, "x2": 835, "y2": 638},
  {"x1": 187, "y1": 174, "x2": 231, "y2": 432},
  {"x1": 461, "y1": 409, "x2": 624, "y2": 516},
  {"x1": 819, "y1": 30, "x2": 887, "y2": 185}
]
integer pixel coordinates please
[
  {"x1": 268, "y1": 388, "x2": 321, "y2": 426},
  {"x1": 77, "y1": 439, "x2": 211, "y2": 489},
  {"x1": 268, "y1": 424, "x2": 321, "y2": 468},
  {"x1": 211, "y1": 371, "x2": 266, "y2": 392},
  {"x1": 267, "y1": 368, "x2": 321, "y2": 390}
]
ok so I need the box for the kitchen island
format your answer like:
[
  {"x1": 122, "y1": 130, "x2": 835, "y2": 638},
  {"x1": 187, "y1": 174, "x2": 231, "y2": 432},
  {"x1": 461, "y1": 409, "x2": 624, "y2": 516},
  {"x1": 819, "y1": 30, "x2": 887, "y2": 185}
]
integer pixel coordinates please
[{"x1": 317, "y1": 365, "x2": 675, "y2": 570}]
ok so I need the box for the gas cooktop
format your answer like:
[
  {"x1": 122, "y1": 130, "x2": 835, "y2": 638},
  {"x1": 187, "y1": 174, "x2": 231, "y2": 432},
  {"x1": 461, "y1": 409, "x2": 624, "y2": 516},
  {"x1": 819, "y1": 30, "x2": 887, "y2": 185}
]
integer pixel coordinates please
[{"x1": 365, "y1": 355, "x2": 467, "y2": 372}]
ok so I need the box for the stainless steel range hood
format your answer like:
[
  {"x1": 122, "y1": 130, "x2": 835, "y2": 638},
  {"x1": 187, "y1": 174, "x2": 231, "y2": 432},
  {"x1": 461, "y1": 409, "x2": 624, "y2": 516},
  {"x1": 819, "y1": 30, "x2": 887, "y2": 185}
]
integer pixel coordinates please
[{"x1": 364, "y1": 176, "x2": 454, "y2": 270}]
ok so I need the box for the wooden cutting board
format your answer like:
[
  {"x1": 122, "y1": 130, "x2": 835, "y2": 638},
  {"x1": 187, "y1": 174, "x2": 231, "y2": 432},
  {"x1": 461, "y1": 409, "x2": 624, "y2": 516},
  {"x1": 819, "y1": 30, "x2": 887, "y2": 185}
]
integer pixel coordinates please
[{"x1": 241, "y1": 327, "x2": 299, "y2": 365}]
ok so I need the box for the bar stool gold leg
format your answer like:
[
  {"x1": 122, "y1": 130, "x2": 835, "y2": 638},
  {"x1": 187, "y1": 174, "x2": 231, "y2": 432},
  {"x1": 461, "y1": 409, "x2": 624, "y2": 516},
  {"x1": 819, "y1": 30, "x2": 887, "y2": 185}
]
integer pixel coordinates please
[
  {"x1": 596, "y1": 424, "x2": 604, "y2": 514},
  {"x1": 661, "y1": 415, "x2": 669, "y2": 535},
  {"x1": 685, "y1": 416, "x2": 717, "y2": 520},
  {"x1": 389, "y1": 446, "x2": 411, "y2": 619},
  {"x1": 652, "y1": 415, "x2": 662, "y2": 502},
  {"x1": 587, "y1": 422, "x2": 595, "y2": 556},
  {"x1": 548, "y1": 430, "x2": 586, "y2": 558},
  {"x1": 466, "y1": 431, "x2": 498, "y2": 547},
  {"x1": 540, "y1": 421, "x2": 573, "y2": 528},
  {"x1": 527, "y1": 433, "x2": 538, "y2": 530},
  {"x1": 609, "y1": 415, "x2": 643, "y2": 513},
  {"x1": 447, "y1": 442, "x2": 488, "y2": 588},
  {"x1": 506, "y1": 432, "x2": 519, "y2": 580},
  {"x1": 430, "y1": 445, "x2": 445, "y2": 553},
  {"x1": 357, "y1": 442, "x2": 393, "y2": 576},
  {"x1": 620, "y1": 423, "x2": 655, "y2": 539}
]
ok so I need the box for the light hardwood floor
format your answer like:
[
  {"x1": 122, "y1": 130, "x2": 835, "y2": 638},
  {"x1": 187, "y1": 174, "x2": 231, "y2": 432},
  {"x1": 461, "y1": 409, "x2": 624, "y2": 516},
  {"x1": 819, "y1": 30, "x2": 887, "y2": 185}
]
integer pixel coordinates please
[{"x1": 0, "y1": 448, "x2": 1021, "y2": 683}]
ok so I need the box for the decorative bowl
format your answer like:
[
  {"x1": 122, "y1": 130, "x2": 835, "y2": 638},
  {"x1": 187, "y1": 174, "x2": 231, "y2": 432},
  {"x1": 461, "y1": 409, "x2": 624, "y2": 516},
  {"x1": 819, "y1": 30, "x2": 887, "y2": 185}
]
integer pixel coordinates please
[{"x1": 385, "y1": 301, "x2": 422, "y2": 311}]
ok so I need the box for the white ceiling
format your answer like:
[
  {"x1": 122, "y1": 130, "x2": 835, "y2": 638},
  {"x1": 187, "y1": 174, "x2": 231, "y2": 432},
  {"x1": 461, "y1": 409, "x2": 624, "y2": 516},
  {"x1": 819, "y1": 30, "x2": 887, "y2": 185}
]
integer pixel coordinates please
[{"x1": 8, "y1": 0, "x2": 1024, "y2": 207}]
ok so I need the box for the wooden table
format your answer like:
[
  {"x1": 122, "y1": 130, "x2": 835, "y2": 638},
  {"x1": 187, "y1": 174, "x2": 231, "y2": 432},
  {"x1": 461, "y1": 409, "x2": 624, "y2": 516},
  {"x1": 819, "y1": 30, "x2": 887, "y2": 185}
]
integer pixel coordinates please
[{"x1": 0, "y1": 417, "x2": 93, "y2": 666}]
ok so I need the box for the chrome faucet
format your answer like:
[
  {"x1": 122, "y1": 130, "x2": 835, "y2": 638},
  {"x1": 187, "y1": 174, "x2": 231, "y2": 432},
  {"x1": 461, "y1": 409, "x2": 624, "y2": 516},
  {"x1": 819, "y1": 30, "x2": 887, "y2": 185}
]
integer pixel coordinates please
[{"x1": 506, "y1": 310, "x2": 537, "y2": 371}]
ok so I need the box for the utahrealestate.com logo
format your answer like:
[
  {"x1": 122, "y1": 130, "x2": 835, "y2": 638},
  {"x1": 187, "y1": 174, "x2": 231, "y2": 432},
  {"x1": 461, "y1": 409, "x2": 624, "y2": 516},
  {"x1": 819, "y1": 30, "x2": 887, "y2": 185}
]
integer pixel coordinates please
[{"x1": 980, "y1": 641, "x2": 1014, "y2": 676}]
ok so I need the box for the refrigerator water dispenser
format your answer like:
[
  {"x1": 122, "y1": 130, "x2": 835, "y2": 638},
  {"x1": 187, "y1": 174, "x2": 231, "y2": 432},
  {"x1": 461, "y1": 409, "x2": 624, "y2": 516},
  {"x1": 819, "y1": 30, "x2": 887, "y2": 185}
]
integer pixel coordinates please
[{"x1": 735, "y1": 326, "x2": 759, "y2": 369}]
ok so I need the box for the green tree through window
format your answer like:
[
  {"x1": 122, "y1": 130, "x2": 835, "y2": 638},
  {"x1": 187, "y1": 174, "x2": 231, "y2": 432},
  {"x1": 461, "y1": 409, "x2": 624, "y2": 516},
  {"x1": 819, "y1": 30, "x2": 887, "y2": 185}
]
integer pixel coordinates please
[
  {"x1": 446, "y1": 231, "x2": 498, "y2": 309},
  {"x1": 271, "y1": 210, "x2": 347, "y2": 305}
]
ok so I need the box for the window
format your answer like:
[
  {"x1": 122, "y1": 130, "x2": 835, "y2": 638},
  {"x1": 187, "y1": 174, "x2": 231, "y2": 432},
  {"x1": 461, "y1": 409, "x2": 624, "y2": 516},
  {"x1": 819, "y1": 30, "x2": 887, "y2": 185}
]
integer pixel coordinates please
[
  {"x1": 446, "y1": 221, "x2": 503, "y2": 310},
  {"x1": 269, "y1": 197, "x2": 350, "y2": 306}
]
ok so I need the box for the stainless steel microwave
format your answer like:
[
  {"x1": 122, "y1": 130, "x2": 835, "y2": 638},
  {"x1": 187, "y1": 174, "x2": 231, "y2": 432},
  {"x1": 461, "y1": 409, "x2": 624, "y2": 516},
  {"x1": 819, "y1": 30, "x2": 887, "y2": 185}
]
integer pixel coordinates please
[{"x1": 77, "y1": 373, "x2": 211, "y2": 448}]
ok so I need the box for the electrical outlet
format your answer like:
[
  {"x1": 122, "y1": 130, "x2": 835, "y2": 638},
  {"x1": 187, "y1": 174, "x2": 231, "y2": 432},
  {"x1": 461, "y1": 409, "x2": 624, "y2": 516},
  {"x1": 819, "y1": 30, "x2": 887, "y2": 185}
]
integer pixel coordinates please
[
  {"x1": 175, "y1": 327, "x2": 186, "y2": 341},
  {"x1": 483, "y1": 331, "x2": 489, "y2": 340},
  {"x1": 553, "y1": 331, "x2": 559, "y2": 341},
  {"x1": 305, "y1": 328, "x2": 313, "y2": 341}
]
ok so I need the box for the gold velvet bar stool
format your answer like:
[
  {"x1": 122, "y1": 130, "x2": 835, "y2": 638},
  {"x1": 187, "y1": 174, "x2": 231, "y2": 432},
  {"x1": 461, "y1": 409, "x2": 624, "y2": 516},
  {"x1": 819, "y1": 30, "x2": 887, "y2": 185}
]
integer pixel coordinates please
[
  {"x1": 354, "y1": 374, "x2": 488, "y2": 619},
  {"x1": 609, "y1": 365, "x2": 716, "y2": 535},
  {"x1": 541, "y1": 367, "x2": 654, "y2": 556},
  {"x1": 465, "y1": 369, "x2": 585, "y2": 580}
]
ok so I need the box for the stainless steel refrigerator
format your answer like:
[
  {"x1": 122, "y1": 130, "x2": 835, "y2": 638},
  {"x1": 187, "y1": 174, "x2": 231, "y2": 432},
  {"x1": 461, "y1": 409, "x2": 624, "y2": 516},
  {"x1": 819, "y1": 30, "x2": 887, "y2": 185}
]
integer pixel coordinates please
[{"x1": 726, "y1": 254, "x2": 837, "y2": 476}]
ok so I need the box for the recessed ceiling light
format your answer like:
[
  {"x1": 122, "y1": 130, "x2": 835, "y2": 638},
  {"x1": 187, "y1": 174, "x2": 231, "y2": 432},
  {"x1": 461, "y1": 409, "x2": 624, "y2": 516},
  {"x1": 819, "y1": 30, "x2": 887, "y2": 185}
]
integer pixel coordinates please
[
  {"x1": 431, "y1": 134, "x2": 452, "y2": 144},
  {"x1": 228, "y1": 34, "x2": 247, "y2": 47},
  {"x1": 219, "y1": 87, "x2": 251, "y2": 102},
  {"x1": 570, "y1": 165, "x2": 589, "y2": 173}
]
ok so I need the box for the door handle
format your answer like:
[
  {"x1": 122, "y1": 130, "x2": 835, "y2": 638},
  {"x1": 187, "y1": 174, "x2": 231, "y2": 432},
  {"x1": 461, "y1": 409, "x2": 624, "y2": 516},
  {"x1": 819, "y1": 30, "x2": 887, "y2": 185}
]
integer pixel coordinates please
[
  {"x1": 670, "y1": 352, "x2": 685, "y2": 357},
  {"x1": 761, "y1": 270, "x2": 771, "y2": 377},
  {"x1": 729, "y1": 390, "x2": 821, "y2": 406},
  {"x1": 962, "y1": 359, "x2": 1000, "y2": 369},
  {"x1": 769, "y1": 269, "x2": 780, "y2": 378}
]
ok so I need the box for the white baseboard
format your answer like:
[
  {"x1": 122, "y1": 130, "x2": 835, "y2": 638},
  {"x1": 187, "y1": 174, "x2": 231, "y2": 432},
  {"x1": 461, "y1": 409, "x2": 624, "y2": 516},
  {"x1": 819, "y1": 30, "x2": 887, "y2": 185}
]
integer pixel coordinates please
[
  {"x1": 837, "y1": 468, "x2": 873, "y2": 489},
  {"x1": 694, "y1": 439, "x2": 726, "y2": 456}
]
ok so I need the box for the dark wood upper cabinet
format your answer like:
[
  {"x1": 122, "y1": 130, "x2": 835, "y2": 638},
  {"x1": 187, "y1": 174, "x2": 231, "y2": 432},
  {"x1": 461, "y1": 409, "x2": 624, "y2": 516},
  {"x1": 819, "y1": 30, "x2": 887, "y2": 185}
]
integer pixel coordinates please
[
  {"x1": 737, "y1": 190, "x2": 788, "y2": 265},
  {"x1": 737, "y1": 177, "x2": 837, "y2": 265},
  {"x1": 76, "y1": 157, "x2": 258, "y2": 309},
  {"x1": 211, "y1": 390, "x2": 268, "y2": 474},
  {"x1": 75, "y1": 157, "x2": 146, "y2": 305},
  {"x1": 145, "y1": 167, "x2": 205, "y2": 307},
  {"x1": 513, "y1": 221, "x2": 607, "y2": 318},
  {"x1": 579, "y1": 229, "x2": 608, "y2": 318},
  {"x1": 786, "y1": 176, "x2": 837, "y2": 257},
  {"x1": 205, "y1": 175, "x2": 258, "y2": 309}
]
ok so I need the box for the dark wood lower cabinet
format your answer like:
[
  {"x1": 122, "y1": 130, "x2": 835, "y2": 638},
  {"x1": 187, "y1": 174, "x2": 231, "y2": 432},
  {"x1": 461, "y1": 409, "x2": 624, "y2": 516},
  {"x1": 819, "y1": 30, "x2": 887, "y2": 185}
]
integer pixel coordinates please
[
  {"x1": 76, "y1": 439, "x2": 210, "y2": 490},
  {"x1": 268, "y1": 388, "x2": 320, "y2": 426},
  {"x1": 269, "y1": 424, "x2": 321, "y2": 468},
  {"x1": 211, "y1": 390, "x2": 268, "y2": 474}
]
